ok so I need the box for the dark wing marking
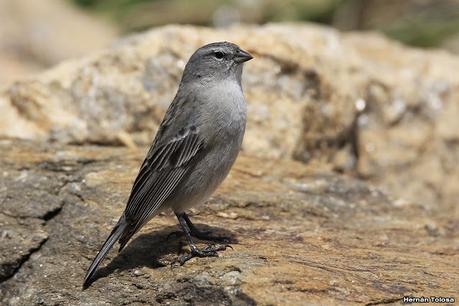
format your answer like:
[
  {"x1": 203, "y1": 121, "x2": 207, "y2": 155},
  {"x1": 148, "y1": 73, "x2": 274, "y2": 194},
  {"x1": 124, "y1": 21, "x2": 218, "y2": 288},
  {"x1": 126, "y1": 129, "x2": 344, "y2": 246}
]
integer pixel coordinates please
[
  {"x1": 119, "y1": 127, "x2": 204, "y2": 248},
  {"x1": 127, "y1": 94, "x2": 192, "y2": 198},
  {"x1": 127, "y1": 128, "x2": 202, "y2": 210}
]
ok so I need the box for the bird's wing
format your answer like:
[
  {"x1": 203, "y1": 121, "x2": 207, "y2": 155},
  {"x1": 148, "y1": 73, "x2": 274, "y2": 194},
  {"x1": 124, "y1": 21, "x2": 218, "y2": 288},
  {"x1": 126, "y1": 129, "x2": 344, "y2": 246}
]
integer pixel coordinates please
[{"x1": 119, "y1": 125, "x2": 204, "y2": 249}]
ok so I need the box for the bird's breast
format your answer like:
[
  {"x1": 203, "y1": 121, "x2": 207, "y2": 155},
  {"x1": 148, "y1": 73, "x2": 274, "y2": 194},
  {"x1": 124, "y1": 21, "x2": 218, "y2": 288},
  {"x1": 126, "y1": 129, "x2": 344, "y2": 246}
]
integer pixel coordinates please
[{"x1": 201, "y1": 81, "x2": 246, "y2": 136}]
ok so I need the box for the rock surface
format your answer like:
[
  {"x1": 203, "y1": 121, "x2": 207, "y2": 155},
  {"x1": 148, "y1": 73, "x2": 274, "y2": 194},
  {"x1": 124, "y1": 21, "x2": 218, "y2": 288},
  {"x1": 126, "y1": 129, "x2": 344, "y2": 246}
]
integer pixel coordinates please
[
  {"x1": 1, "y1": 24, "x2": 459, "y2": 215},
  {"x1": 0, "y1": 141, "x2": 458, "y2": 305}
]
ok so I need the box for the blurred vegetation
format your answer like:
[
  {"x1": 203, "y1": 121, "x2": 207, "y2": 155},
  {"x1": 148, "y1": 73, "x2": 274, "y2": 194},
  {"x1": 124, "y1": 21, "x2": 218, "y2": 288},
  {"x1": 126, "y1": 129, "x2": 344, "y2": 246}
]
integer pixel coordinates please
[{"x1": 72, "y1": 0, "x2": 459, "y2": 49}]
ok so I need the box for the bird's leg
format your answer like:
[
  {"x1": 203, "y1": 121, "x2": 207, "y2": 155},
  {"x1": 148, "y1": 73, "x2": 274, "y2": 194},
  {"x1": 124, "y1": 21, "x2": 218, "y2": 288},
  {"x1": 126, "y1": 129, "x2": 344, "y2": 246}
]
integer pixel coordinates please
[
  {"x1": 165, "y1": 212, "x2": 229, "y2": 242},
  {"x1": 175, "y1": 212, "x2": 228, "y2": 265},
  {"x1": 182, "y1": 212, "x2": 230, "y2": 242}
]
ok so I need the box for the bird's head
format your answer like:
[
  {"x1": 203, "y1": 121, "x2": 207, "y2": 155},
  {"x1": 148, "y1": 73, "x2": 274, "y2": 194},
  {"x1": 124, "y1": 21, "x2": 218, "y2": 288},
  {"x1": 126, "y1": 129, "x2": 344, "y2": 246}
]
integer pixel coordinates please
[{"x1": 181, "y1": 41, "x2": 253, "y2": 85}]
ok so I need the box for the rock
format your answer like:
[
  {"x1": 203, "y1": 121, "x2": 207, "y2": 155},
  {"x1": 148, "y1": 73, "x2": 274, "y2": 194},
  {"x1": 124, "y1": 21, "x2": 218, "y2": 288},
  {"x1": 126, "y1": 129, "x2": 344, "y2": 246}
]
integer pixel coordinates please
[
  {"x1": 0, "y1": 0, "x2": 118, "y2": 85},
  {"x1": 0, "y1": 140, "x2": 457, "y2": 305},
  {"x1": 1, "y1": 24, "x2": 459, "y2": 214}
]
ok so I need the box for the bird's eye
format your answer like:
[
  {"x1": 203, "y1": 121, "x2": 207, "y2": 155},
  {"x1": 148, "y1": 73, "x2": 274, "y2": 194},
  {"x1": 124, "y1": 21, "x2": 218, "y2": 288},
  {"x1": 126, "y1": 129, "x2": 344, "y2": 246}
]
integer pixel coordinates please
[{"x1": 214, "y1": 51, "x2": 224, "y2": 59}]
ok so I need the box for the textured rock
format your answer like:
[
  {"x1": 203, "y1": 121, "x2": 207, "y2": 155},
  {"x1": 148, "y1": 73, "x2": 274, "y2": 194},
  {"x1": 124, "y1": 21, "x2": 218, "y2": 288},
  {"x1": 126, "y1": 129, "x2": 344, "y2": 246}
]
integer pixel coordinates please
[
  {"x1": 0, "y1": 141, "x2": 458, "y2": 305},
  {"x1": 1, "y1": 24, "x2": 459, "y2": 214}
]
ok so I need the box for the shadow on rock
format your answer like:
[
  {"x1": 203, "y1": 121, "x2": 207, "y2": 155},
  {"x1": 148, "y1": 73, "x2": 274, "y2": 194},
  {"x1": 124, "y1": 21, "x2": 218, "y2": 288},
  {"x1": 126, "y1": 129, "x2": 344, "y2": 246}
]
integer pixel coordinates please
[{"x1": 86, "y1": 223, "x2": 238, "y2": 287}]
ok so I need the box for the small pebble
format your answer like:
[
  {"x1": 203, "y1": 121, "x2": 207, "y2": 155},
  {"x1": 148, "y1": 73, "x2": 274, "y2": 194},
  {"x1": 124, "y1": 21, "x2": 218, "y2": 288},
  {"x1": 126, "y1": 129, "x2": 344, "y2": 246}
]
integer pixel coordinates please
[{"x1": 133, "y1": 269, "x2": 143, "y2": 276}]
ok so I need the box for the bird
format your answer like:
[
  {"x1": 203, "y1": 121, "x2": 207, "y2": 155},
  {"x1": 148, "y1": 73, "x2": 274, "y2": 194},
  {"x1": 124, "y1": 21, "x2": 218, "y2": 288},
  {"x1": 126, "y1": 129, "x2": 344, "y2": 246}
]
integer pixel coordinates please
[{"x1": 83, "y1": 41, "x2": 253, "y2": 288}]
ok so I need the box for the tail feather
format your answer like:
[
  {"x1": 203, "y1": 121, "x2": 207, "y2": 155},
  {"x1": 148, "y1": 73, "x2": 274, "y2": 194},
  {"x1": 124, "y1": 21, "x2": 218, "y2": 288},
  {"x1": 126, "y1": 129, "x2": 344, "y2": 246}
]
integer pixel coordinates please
[
  {"x1": 118, "y1": 227, "x2": 136, "y2": 253},
  {"x1": 83, "y1": 220, "x2": 126, "y2": 289}
]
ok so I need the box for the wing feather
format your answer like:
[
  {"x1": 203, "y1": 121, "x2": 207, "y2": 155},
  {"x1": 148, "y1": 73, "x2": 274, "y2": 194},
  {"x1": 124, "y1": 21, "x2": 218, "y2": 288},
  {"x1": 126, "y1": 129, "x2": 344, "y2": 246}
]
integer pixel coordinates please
[
  {"x1": 119, "y1": 126, "x2": 204, "y2": 248},
  {"x1": 132, "y1": 167, "x2": 186, "y2": 234}
]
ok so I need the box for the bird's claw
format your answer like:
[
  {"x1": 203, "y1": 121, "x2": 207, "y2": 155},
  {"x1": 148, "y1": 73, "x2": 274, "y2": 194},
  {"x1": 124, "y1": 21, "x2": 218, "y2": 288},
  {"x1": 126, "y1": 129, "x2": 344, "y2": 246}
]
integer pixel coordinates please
[{"x1": 178, "y1": 244, "x2": 230, "y2": 265}]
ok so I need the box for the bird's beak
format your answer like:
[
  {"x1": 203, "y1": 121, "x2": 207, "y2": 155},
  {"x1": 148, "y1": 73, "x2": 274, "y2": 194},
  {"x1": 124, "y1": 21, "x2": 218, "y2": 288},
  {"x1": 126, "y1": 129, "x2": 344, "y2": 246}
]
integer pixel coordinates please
[{"x1": 234, "y1": 48, "x2": 253, "y2": 63}]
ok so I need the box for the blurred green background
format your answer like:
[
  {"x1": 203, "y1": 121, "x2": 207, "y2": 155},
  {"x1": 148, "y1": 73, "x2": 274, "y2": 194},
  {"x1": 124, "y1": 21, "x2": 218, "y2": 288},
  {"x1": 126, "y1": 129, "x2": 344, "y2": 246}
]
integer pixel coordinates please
[
  {"x1": 72, "y1": 0, "x2": 459, "y2": 49},
  {"x1": 2, "y1": 0, "x2": 459, "y2": 85}
]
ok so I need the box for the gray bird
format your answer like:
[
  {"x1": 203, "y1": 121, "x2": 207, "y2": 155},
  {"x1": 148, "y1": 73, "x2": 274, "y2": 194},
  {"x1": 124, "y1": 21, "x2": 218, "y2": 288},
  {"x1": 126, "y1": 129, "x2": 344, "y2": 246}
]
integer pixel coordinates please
[{"x1": 83, "y1": 41, "x2": 252, "y2": 288}]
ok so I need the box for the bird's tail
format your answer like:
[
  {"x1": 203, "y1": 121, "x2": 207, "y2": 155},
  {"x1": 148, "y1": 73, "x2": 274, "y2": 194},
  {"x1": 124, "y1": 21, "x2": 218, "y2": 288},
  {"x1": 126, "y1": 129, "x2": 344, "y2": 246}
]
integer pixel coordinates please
[{"x1": 83, "y1": 219, "x2": 126, "y2": 289}]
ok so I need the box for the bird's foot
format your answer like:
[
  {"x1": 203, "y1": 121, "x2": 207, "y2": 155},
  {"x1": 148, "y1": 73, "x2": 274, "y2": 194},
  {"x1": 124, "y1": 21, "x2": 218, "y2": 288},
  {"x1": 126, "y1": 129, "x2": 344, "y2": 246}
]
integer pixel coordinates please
[{"x1": 178, "y1": 243, "x2": 231, "y2": 265}]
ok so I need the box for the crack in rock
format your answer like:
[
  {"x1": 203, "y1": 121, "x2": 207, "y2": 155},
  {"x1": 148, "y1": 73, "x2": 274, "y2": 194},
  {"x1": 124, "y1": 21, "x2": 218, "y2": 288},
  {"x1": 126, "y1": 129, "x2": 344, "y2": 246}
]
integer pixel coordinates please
[
  {"x1": 0, "y1": 237, "x2": 48, "y2": 283},
  {"x1": 0, "y1": 159, "x2": 82, "y2": 283}
]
